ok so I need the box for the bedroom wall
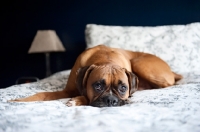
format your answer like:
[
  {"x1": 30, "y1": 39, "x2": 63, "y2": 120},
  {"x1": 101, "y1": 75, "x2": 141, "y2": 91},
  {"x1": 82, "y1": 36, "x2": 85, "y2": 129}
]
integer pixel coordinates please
[{"x1": 1, "y1": 0, "x2": 200, "y2": 88}]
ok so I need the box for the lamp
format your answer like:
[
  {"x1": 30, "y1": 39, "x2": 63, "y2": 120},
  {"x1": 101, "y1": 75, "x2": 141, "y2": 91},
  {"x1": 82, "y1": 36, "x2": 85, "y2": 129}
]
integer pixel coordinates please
[{"x1": 28, "y1": 30, "x2": 65, "y2": 77}]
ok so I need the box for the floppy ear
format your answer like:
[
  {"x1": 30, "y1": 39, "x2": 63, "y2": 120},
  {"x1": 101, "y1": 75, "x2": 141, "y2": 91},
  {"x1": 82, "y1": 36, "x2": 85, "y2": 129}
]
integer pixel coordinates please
[
  {"x1": 76, "y1": 65, "x2": 96, "y2": 97},
  {"x1": 124, "y1": 69, "x2": 139, "y2": 96}
]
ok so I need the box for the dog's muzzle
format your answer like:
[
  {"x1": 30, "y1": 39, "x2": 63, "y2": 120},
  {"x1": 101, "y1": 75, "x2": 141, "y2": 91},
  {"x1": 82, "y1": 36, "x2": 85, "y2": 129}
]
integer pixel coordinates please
[{"x1": 90, "y1": 95, "x2": 126, "y2": 107}]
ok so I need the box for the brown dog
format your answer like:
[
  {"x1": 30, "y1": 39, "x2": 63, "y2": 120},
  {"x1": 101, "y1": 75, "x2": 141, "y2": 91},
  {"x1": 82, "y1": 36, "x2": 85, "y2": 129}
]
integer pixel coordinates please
[{"x1": 11, "y1": 45, "x2": 182, "y2": 107}]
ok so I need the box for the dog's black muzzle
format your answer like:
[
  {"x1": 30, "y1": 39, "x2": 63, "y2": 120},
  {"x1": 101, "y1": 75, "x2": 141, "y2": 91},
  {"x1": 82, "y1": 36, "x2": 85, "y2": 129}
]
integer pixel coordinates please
[{"x1": 90, "y1": 95, "x2": 126, "y2": 107}]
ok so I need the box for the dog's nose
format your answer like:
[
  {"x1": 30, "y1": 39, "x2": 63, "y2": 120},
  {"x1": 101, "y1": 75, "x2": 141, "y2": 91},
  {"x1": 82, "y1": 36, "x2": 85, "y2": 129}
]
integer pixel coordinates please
[{"x1": 103, "y1": 96, "x2": 119, "y2": 107}]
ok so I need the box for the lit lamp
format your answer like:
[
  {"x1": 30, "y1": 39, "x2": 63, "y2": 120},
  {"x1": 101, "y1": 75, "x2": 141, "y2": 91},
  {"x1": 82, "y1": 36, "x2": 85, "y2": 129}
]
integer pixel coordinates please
[{"x1": 28, "y1": 30, "x2": 65, "y2": 77}]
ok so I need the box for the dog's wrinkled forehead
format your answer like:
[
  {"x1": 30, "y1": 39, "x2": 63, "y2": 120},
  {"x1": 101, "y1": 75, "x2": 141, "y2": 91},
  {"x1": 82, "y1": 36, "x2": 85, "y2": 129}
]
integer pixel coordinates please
[{"x1": 88, "y1": 65, "x2": 128, "y2": 84}]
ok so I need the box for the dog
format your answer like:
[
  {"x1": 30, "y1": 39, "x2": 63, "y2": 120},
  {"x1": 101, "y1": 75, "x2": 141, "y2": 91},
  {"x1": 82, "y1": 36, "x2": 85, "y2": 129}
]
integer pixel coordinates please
[{"x1": 11, "y1": 45, "x2": 182, "y2": 107}]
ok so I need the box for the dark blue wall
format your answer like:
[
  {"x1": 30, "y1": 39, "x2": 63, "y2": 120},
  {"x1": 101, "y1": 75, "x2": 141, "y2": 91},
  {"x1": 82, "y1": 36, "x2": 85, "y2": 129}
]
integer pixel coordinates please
[{"x1": 1, "y1": 0, "x2": 200, "y2": 88}]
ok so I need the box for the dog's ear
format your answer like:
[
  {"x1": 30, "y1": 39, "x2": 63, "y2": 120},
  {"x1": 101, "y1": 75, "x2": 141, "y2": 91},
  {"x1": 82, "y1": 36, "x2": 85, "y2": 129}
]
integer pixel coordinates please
[
  {"x1": 76, "y1": 65, "x2": 96, "y2": 96},
  {"x1": 124, "y1": 69, "x2": 139, "y2": 96}
]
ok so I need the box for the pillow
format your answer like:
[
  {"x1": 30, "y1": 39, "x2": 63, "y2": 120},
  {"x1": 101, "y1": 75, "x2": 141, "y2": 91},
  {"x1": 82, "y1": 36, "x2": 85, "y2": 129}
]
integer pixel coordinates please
[{"x1": 85, "y1": 22, "x2": 200, "y2": 73}]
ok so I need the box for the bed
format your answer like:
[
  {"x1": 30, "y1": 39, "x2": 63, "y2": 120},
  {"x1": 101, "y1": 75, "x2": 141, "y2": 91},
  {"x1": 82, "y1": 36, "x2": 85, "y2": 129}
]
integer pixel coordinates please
[{"x1": 1, "y1": 22, "x2": 200, "y2": 132}]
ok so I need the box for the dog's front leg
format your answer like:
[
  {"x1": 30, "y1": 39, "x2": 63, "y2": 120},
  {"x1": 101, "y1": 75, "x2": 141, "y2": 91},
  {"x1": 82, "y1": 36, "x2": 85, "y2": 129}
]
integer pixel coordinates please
[
  {"x1": 66, "y1": 96, "x2": 88, "y2": 106},
  {"x1": 9, "y1": 91, "x2": 70, "y2": 102}
]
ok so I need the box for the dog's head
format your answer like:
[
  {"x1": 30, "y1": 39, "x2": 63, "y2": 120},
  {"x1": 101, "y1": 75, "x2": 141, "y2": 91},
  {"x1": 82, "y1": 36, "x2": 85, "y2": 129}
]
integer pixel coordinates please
[{"x1": 76, "y1": 64, "x2": 138, "y2": 107}]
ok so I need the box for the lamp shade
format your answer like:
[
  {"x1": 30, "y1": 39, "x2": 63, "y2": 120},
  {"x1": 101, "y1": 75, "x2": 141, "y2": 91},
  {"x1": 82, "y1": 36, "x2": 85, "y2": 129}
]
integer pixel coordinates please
[{"x1": 28, "y1": 30, "x2": 65, "y2": 53}]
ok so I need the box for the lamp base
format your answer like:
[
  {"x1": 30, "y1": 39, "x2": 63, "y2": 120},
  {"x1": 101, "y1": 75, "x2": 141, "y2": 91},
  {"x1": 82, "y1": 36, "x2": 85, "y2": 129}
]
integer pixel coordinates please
[{"x1": 45, "y1": 53, "x2": 51, "y2": 77}]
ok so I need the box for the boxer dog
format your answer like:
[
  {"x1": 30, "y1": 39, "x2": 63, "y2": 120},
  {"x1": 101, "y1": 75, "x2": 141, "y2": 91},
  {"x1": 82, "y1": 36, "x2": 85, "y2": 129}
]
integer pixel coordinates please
[{"x1": 11, "y1": 45, "x2": 182, "y2": 107}]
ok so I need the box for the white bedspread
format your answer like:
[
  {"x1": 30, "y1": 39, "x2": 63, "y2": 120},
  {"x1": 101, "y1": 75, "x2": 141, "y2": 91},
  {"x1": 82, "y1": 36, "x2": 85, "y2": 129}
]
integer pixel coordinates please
[{"x1": 1, "y1": 70, "x2": 200, "y2": 132}]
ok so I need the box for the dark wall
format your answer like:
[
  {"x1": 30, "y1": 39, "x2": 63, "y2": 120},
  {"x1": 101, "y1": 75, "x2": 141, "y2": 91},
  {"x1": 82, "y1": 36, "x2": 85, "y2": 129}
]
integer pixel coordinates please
[{"x1": 1, "y1": 0, "x2": 200, "y2": 88}]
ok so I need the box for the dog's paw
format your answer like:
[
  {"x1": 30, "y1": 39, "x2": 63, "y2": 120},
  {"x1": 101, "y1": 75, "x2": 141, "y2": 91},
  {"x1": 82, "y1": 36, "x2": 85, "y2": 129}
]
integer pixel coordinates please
[
  {"x1": 66, "y1": 99, "x2": 76, "y2": 107},
  {"x1": 66, "y1": 96, "x2": 88, "y2": 107}
]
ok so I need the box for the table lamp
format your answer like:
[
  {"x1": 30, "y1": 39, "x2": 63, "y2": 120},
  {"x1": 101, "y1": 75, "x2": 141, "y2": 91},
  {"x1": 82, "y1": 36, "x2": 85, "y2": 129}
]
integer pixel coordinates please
[{"x1": 28, "y1": 30, "x2": 66, "y2": 77}]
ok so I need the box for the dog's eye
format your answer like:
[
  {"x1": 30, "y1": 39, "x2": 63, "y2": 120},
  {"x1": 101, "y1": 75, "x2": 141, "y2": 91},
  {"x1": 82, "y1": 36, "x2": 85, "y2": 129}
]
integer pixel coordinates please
[
  {"x1": 118, "y1": 85, "x2": 127, "y2": 94},
  {"x1": 94, "y1": 83, "x2": 103, "y2": 91}
]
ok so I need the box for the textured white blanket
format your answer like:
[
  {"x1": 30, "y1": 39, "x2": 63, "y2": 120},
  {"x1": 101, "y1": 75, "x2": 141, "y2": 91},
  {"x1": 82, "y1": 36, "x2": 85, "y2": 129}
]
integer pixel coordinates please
[{"x1": 1, "y1": 70, "x2": 200, "y2": 132}]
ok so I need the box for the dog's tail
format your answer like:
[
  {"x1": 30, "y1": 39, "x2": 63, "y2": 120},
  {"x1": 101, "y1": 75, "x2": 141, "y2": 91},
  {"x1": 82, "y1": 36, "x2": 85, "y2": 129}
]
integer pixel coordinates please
[{"x1": 173, "y1": 72, "x2": 183, "y2": 82}]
